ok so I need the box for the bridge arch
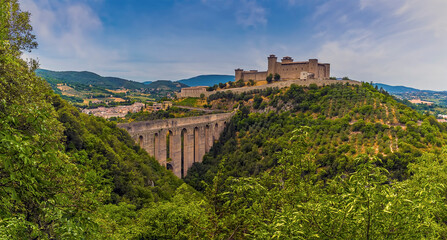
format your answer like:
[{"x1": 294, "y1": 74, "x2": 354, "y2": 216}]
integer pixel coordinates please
[
  {"x1": 166, "y1": 163, "x2": 173, "y2": 171},
  {"x1": 166, "y1": 130, "x2": 173, "y2": 161},
  {"x1": 138, "y1": 135, "x2": 144, "y2": 146},
  {"x1": 118, "y1": 112, "x2": 234, "y2": 178},
  {"x1": 181, "y1": 128, "x2": 188, "y2": 178}
]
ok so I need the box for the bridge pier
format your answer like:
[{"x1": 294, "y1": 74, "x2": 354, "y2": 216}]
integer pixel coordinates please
[
  {"x1": 118, "y1": 113, "x2": 234, "y2": 178},
  {"x1": 159, "y1": 130, "x2": 167, "y2": 168},
  {"x1": 185, "y1": 129, "x2": 195, "y2": 174},
  {"x1": 170, "y1": 129, "x2": 181, "y2": 178}
]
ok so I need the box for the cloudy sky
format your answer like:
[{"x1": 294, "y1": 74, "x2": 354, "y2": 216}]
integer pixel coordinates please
[{"x1": 21, "y1": 0, "x2": 447, "y2": 90}]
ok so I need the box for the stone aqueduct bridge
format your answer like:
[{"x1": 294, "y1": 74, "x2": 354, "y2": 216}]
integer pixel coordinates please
[{"x1": 118, "y1": 113, "x2": 233, "y2": 178}]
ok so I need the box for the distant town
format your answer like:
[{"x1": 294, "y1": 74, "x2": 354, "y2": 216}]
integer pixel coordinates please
[{"x1": 82, "y1": 101, "x2": 172, "y2": 119}]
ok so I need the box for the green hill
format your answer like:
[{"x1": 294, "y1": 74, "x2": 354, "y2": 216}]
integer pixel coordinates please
[
  {"x1": 36, "y1": 69, "x2": 146, "y2": 89},
  {"x1": 145, "y1": 80, "x2": 189, "y2": 90},
  {"x1": 187, "y1": 83, "x2": 446, "y2": 188},
  {"x1": 177, "y1": 74, "x2": 235, "y2": 87},
  {"x1": 373, "y1": 83, "x2": 423, "y2": 93}
]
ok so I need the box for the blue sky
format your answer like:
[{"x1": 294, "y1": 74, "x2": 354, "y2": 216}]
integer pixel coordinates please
[{"x1": 21, "y1": 0, "x2": 447, "y2": 90}]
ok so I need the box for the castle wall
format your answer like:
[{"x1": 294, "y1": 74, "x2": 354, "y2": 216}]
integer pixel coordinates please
[
  {"x1": 181, "y1": 79, "x2": 361, "y2": 98},
  {"x1": 235, "y1": 70, "x2": 242, "y2": 81},
  {"x1": 177, "y1": 86, "x2": 207, "y2": 98},
  {"x1": 241, "y1": 71, "x2": 268, "y2": 81},
  {"x1": 276, "y1": 62, "x2": 309, "y2": 80}
]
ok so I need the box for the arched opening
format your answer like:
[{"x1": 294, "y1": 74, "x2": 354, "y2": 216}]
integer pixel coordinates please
[
  {"x1": 181, "y1": 128, "x2": 187, "y2": 178},
  {"x1": 154, "y1": 133, "x2": 159, "y2": 159},
  {"x1": 194, "y1": 127, "x2": 199, "y2": 162},
  {"x1": 166, "y1": 130, "x2": 173, "y2": 161},
  {"x1": 166, "y1": 163, "x2": 173, "y2": 171},
  {"x1": 138, "y1": 135, "x2": 143, "y2": 146}
]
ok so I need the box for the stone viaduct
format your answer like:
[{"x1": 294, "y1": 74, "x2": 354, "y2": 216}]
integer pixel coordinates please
[{"x1": 118, "y1": 112, "x2": 233, "y2": 178}]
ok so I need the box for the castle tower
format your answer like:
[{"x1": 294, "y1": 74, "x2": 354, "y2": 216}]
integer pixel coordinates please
[
  {"x1": 308, "y1": 59, "x2": 318, "y2": 77},
  {"x1": 267, "y1": 54, "x2": 277, "y2": 75},
  {"x1": 323, "y1": 64, "x2": 330, "y2": 79},
  {"x1": 281, "y1": 56, "x2": 293, "y2": 63},
  {"x1": 235, "y1": 68, "x2": 243, "y2": 81}
]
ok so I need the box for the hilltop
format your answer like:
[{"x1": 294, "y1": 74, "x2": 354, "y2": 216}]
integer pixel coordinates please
[
  {"x1": 144, "y1": 80, "x2": 189, "y2": 90},
  {"x1": 36, "y1": 69, "x2": 146, "y2": 89}
]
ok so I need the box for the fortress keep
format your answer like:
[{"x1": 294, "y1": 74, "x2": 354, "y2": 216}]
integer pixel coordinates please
[{"x1": 235, "y1": 55, "x2": 330, "y2": 81}]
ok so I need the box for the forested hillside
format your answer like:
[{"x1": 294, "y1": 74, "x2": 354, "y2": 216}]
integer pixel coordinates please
[
  {"x1": 187, "y1": 83, "x2": 447, "y2": 187},
  {"x1": 36, "y1": 69, "x2": 146, "y2": 90},
  {"x1": 1, "y1": 2, "x2": 184, "y2": 238},
  {"x1": 144, "y1": 80, "x2": 188, "y2": 90}
]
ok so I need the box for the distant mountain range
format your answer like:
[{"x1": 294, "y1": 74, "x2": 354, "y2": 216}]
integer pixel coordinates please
[
  {"x1": 176, "y1": 75, "x2": 234, "y2": 87},
  {"x1": 373, "y1": 83, "x2": 430, "y2": 94},
  {"x1": 36, "y1": 69, "x2": 234, "y2": 91},
  {"x1": 373, "y1": 83, "x2": 447, "y2": 107},
  {"x1": 36, "y1": 69, "x2": 189, "y2": 90},
  {"x1": 144, "y1": 75, "x2": 235, "y2": 87}
]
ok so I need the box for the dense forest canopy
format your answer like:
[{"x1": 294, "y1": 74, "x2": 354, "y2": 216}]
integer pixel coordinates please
[{"x1": 2, "y1": 1, "x2": 447, "y2": 239}]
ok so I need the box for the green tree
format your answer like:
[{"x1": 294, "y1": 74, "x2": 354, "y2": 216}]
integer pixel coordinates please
[
  {"x1": 236, "y1": 78, "x2": 245, "y2": 87},
  {"x1": 0, "y1": 0, "x2": 37, "y2": 53},
  {"x1": 266, "y1": 74, "x2": 273, "y2": 83},
  {"x1": 274, "y1": 73, "x2": 280, "y2": 81},
  {"x1": 248, "y1": 79, "x2": 255, "y2": 86}
]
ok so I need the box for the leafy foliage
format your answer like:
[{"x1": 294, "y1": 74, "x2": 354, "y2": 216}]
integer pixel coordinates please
[
  {"x1": 0, "y1": 0, "x2": 37, "y2": 52},
  {"x1": 0, "y1": 4, "x2": 182, "y2": 237}
]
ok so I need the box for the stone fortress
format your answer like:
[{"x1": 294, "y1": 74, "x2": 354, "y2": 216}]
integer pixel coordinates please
[
  {"x1": 178, "y1": 54, "x2": 335, "y2": 98},
  {"x1": 235, "y1": 54, "x2": 330, "y2": 81}
]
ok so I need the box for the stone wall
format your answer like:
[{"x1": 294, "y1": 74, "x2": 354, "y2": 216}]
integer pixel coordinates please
[
  {"x1": 241, "y1": 71, "x2": 268, "y2": 81},
  {"x1": 177, "y1": 86, "x2": 207, "y2": 98},
  {"x1": 183, "y1": 79, "x2": 361, "y2": 98},
  {"x1": 118, "y1": 112, "x2": 234, "y2": 178}
]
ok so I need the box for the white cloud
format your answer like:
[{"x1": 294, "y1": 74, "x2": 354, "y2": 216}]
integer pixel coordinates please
[
  {"x1": 316, "y1": 0, "x2": 447, "y2": 90},
  {"x1": 20, "y1": 0, "x2": 123, "y2": 75},
  {"x1": 236, "y1": 0, "x2": 267, "y2": 28}
]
